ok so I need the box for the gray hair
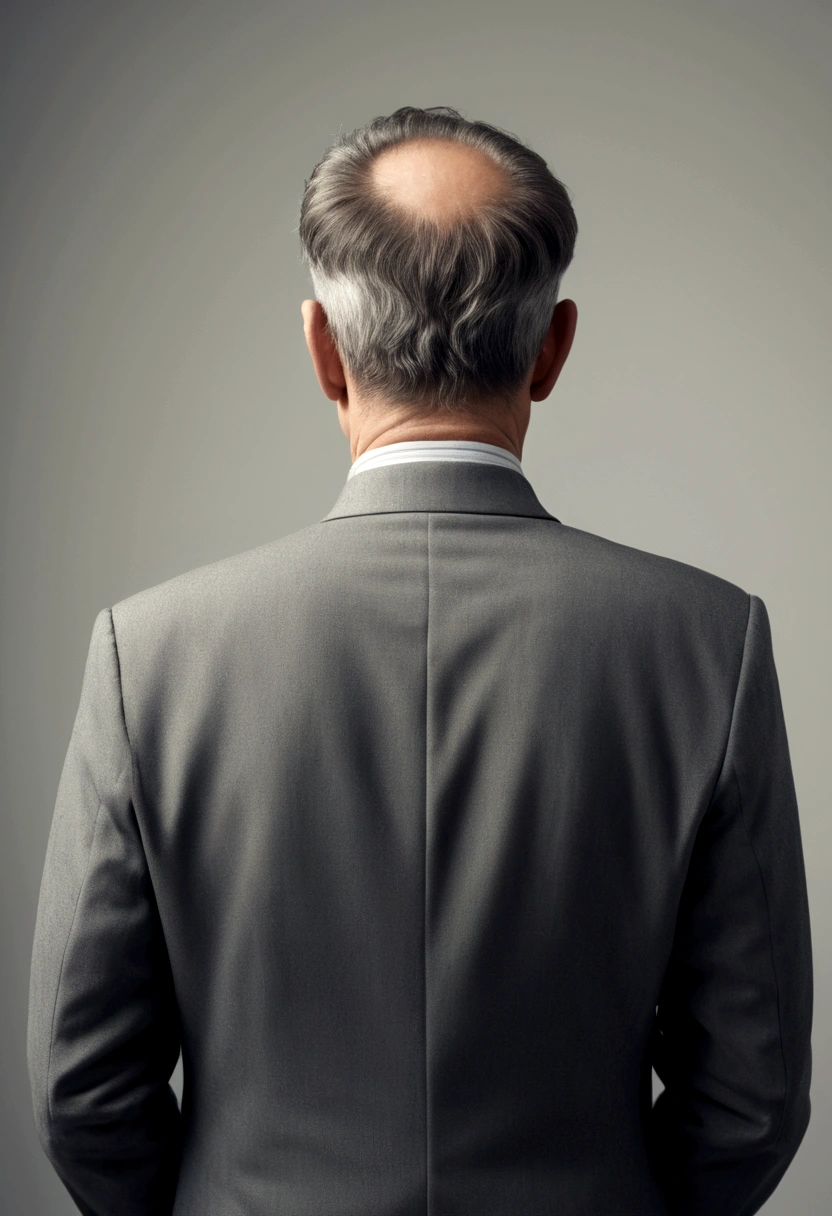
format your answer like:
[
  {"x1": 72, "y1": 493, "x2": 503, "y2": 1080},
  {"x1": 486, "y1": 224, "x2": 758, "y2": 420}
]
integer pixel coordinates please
[{"x1": 298, "y1": 106, "x2": 578, "y2": 413}]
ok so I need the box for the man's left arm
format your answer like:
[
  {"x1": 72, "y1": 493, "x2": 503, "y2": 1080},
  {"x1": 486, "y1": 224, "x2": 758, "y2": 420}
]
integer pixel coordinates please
[{"x1": 28, "y1": 607, "x2": 182, "y2": 1216}]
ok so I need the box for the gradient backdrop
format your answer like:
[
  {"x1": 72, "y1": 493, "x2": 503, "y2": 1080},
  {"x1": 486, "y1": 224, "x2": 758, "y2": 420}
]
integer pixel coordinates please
[{"x1": 2, "y1": 1, "x2": 830, "y2": 1211}]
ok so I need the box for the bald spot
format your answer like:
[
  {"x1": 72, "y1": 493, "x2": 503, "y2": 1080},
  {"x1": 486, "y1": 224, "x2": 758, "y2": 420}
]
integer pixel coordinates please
[{"x1": 369, "y1": 139, "x2": 511, "y2": 222}]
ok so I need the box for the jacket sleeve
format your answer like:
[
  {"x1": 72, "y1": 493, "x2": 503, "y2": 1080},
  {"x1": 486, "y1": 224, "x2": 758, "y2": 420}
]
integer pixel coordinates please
[
  {"x1": 647, "y1": 593, "x2": 813, "y2": 1216},
  {"x1": 27, "y1": 607, "x2": 182, "y2": 1216}
]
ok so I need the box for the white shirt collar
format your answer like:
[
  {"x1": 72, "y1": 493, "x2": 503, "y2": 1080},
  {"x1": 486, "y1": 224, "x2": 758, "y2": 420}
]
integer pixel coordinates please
[{"x1": 348, "y1": 439, "x2": 525, "y2": 480}]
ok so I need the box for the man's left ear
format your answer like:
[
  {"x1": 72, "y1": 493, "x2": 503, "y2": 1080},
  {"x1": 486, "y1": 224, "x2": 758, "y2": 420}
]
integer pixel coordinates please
[{"x1": 529, "y1": 299, "x2": 578, "y2": 402}]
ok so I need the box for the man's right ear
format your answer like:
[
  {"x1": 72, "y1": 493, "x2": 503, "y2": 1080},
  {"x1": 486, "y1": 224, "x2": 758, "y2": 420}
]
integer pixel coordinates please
[{"x1": 301, "y1": 300, "x2": 348, "y2": 402}]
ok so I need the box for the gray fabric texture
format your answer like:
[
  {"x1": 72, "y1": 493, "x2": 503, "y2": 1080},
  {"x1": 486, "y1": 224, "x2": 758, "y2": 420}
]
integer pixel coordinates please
[{"x1": 28, "y1": 460, "x2": 813, "y2": 1216}]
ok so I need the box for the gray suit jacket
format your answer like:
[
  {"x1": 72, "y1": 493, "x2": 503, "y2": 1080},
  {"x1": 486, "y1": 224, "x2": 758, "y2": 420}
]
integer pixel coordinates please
[{"x1": 28, "y1": 461, "x2": 813, "y2": 1216}]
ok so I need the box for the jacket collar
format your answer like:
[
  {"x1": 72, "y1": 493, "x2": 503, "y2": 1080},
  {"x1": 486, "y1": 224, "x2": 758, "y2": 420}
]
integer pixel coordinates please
[{"x1": 322, "y1": 459, "x2": 559, "y2": 523}]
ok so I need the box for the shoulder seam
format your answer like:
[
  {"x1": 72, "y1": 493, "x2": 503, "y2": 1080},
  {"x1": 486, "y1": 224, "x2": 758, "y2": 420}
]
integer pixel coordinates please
[
  {"x1": 107, "y1": 606, "x2": 134, "y2": 761},
  {"x1": 705, "y1": 591, "x2": 753, "y2": 813}
]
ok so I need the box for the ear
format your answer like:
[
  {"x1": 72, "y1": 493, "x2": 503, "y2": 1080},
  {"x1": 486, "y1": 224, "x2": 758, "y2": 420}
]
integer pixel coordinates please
[
  {"x1": 529, "y1": 299, "x2": 578, "y2": 402},
  {"x1": 301, "y1": 300, "x2": 348, "y2": 402}
]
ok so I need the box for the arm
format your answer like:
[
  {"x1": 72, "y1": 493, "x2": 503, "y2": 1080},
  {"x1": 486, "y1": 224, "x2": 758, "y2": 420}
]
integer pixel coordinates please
[
  {"x1": 27, "y1": 608, "x2": 182, "y2": 1216},
  {"x1": 647, "y1": 593, "x2": 813, "y2": 1216}
]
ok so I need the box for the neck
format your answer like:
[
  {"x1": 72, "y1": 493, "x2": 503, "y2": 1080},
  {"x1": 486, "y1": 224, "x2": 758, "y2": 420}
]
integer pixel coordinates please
[{"x1": 339, "y1": 395, "x2": 531, "y2": 462}]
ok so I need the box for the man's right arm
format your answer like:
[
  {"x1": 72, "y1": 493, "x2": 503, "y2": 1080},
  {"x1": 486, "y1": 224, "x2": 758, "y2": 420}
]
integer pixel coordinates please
[{"x1": 647, "y1": 593, "x2": 813, "y2": 1216}]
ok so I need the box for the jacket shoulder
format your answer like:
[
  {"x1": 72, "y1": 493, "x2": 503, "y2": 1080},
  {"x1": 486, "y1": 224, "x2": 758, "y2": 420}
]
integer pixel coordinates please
[
  {"x1": 554, "y1": 521, "x2": 751, "y2": 613},
  {"x1": 109, "y1": 515, "x2": 753, "y2": 644},
  {"x1": 110, "y1": 521, "x2": 328, "y2": 634}
]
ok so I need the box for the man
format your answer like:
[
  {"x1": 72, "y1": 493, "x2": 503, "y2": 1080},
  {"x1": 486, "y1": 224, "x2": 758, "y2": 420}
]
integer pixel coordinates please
[{"x1": 28, "y1": 106, "x2": 812, "y2": 1216}]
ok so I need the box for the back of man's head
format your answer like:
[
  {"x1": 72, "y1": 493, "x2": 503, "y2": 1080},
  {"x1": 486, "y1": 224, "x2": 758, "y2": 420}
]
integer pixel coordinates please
[{"x1": 299, "y1": 106, "x2": 578, "y2": 413}]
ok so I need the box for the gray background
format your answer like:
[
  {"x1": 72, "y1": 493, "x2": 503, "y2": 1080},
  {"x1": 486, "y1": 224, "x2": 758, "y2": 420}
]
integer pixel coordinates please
[{"x1": 1, "y1": 1, "x2": 829, "y2": 1211}]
